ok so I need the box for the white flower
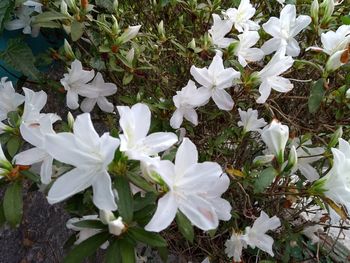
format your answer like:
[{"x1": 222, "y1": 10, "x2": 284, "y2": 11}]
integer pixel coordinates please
[
  {"x1": 242, "y1": 211, "x2": 281, "y2": 256},
  {"x1": 5, "y1": 6, "x2": 40, "y2": 36},
  {"x1": 23, "y1": 0, "x2": 43, "y2": 13},
  {"x1": 108, "y1": 217, "x2": 125, "y2": 236},
  {"x1": 256, "y1": 48, "x2": 294, "y2": 103},
  {"x1": 80, "y1": 73, "x2": 117, "y2": 113},
  {"x1": 235, "y1": 31, "x2": 264, "y2": 67},
  {"x1": 237, "y1": 108, "x2": 267, "y2": 133},
  {"x1": 44, "y1": 113, "x2": 120, "y2": 211},
  {"x1": 261, "y1": 4, "x2": 311, "y2": 57},
  {"x1": 117, "y1": 25, "x2": 141, "y2": 44},
  {"x1": 14, "y1": 114, "x2": 60, "y2": 184},
  {"x1": 66, "y1": 215, "x2": 109, "y2": 249},
  {"x1": 208, "y1": 14, "x2": 234, "y2": 48},
  {"x1": 0, "y1": 77, "x2": 24, "y2": 121},
  {"x1": 145, "y1": 138, "x2": 231, "y2": 232},
  {"x1": 170, "y1": 80, "x2": 210, "y2": 129},
  {"x1": 225, "y1": 232, "x2": 245, "y2": 262},
  {"x1": 117, "y1": 103, "x2": 178, "y2": 162},
  {"x1": 222, "y1": 0, "x2": 260, "y2": 32},
  {"x1": 276, "y1": 0, "x2": 285, "y2": 5},
  {"x1": 190, "y1": 51, "x2": 240, "y2": 111},
  {"x1": 60, "y1": 59, "x2": 95, "y2": 110},
  {"x1": 316, "y1": 138, "x2": 350, "y2": 213},
  {"x1": 291, "y1": 138, "x2": 324, "y2": 182},
  {"x1": 21, "y1": 88, "x2": 47, "y2": 124},
  {"x1": 261, "y1": 120, "x2": 289, "y2": 164}
]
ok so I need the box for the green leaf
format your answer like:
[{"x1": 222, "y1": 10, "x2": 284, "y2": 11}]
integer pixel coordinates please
[
  {"x1": 341, "y1": 15, "x2": 350, "y2": 25},
  {"x1": 119, "y1": 239, "x2": 135, "y2": 263},
  {"x1": 128, "y1": 227, "x2": 167, "y2": 247},
  {"x1": 308, "y1": 79, "x2": 325, "y2": 114},
  {"x1": 7, "y1": 136, "x2": 21, "y2": 157},
  {"x1": 0, "y1": 0, "x2": 14, "y2": 33},
  {"x1": 0, "y1": 38, "x2": 40, "y2": 79},
  {"x1": 63, "y1": 232, "x2": 110, "y2": 263},
  {"x1": 32, "y1": 10, "x2": 70, "y2": 23},
  {"x1": 134, "y1": 192, "x2": 157, "y2": 211},
  {"x1": 71, "y1": 20, "x2": 84, "y2": 41},
  {"x1": 114, "y1": 176, "x2": 133, "y2": 223},
  {"x1": 0, "y1": 201, "x2": 6, "y2": 227},
  {"x1": 254, "y1": 167, "x2": 278, "y2": 193},
  {"x1": 7, "y1": 111, "x2": 20, "y2": 128},
  {"x1": 20, "y1": 170, "x2": 40, "y2": 183},
  {"x1": 176, "y1": 211, "x2": 194, "y2": 243},
  {"x1": 95, "y1": 0, "x2": 114, "y2": 12},
  {"x1": 157, "y1": 246, "x2": 169, "y2": 263},
  {"x1": 105, "y1": 239, "x2": 122, "y2": 263},
  {"x1": 72, "y1": 220, "x2": 107, "y2": 229},
  {"x1": 122, "y1": 72, "x2": 134, "y2": 85},
  {"x1": 3, "y1": 181, "x2": 23, "y2": 227},
  {"x1": 126, "y1": 170, "x2": 156, "y2": 193}
]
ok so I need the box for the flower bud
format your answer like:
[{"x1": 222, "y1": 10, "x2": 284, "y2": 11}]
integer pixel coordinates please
[
  {"x1": 108, "y1": 217, "x2": 125, "y2": 236},
  {"x1": 157, "y1": 20, "x2": 166, "y2": 40},
  {"x1": 311, "y1": 0, "x2": 319, "y2": 24},
  {"x1": 284, "y1": 146, "x2": 298, "y2": 173},
  {"x1": 113, "y1": 0, "x2": 118, "y2": 13},
  {"x1": 99, "y1": 210, "x2": 116, "y2": 224},
  {"x1": 126, "y1": 48, "x2": 135, "y2": 65},
  {"x1": 67, "y1": 111, "x2": 74, "y2": 130},
  {"x1": 64, "y1": 39, "x2": 75, "y2": 59},
  {"x1": 320, "y1": 0, "x2": 334, "y2": 25},
  {"x1": 111, "y1": 15, "x2": 120, "y2": 35},
  {"x1": 329, "y1": 126, "x2": 343, "y2": 148},
  {"x1": 261, "y1": 120, "x2": 289, "y2": 165},
  {"x1": 117, "y1": 25, "x2": 141, "y2": 45},
  {"x1": 253, "y1": 155, "x2": 275, "y2": 166}
]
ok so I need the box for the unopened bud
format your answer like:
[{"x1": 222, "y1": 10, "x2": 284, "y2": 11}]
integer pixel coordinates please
[{"x1": 108, "y1": 217, "x2": 125, "y2": 236}]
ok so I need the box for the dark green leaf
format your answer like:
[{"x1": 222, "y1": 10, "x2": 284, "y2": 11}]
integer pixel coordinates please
[
  {"x1": 128, "y1": 227, "x2": 167, "y2": 247},
  {"x1": 157, "y1": 246, "x2": 168, "y2": 263},
  {"x1": 63, "y1": 232, "x2": 110, "y2": 263},
  {"x1": 114, "y1": 176, "x2": 133, "y2": 223},
  {"x1": 341, "y1": 15, "x2": 350, "y2": 25},
  {"x1": 254, "y1": 167, "x2": 278, "y2": 193},
  {"x1": 308, "y1": 79, "x2": 325, "y2": 114},
  {"x1": 20, "y1": 170, "x2": 40, "y2": 183},
  {"x1": 134, "y1": 204, "x2": 156, "y2": 225},
  {"x1": 119, "y1": 239, "x2": 135, "y2": 263},
  {"x1": 3, "y1": 181, "x2": 23, "y2": 227},
  {"x1": 0, "y1": 201, "x2": 5, "y2": 227},
  {"x1": 7, "y1": 136, "x2": 21, "y2": 157},
  {"x1": 105, "y1": 239, "x2": 122, "y2": 263},
  {"x1": 0, "y1": 0, "x2": 14, "y2": 33},
  {"x1": 134, "y1": 192, "x2": 157, "y2": 211},
  {"x1": 7, "y1": 111, "x2": 20, "y2": 127},
  {"x1": 72, "y1": 220, "x2": 107, "y2": 229},
  {"x1": 126, "y1": 170, "x2": 156, "y2": 193},
  {"x1": 176, "y1": 211, "x2": 194, "y2": 243},
  {"x1": 71, "y1": 21, "x2": 84, "y2": 41},
  {"x1": 0, "y1": 38, "x2": 40, "y2": 79}
]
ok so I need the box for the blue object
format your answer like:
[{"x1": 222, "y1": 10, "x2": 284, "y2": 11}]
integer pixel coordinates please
[{"x1": 0, "y1": 29, "x2": 62, "y2": 83}]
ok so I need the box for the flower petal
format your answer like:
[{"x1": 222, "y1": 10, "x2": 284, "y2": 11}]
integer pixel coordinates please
[
  {"x1": 92, "y1": 171, "x2": 117, "y2": 210},
  {"x1": 212, "y1": 89, "x2": 234, "y2": 111},
  {"x1": 175, "y1": 138, "x2": 198, "y2": 176}
]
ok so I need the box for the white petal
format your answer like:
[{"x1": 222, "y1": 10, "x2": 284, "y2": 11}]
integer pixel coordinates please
[
  {"x1": 261, "y1": 38, "x2": 281, "y2": 55},
  {"x1": 48, "y1": 168, "x2": 96, "y2": 204},
  {"x1": 175, "y1": 138, "x2": 198, "y2": 176},
  {"x1": 92, "y1": 171, "x2": 117, "y2": 210},
  {"x1": 144, "y1": 192, "x2": 178, "y2": 232},
  {"x1": 14, "y1": 147, "x2": 46, "y2": 165},
  {"x1": 80, "y1": 98, "x2": 96, "y2": 113},
  {"x1": 74, "y1": 113, "x2": 100, "y2": 144},
  {"x1": 97, "y1": 97, "x2": 114, "y2": 113},
  {"x1": 170, "y1": 109, "x2": 184, "y2": 129},
  {"x1": 66, "y1": 90, "x2": 80, "y2": 109},
  {"x1": 256, "y1": 81, "x2": 272, "y2": 104},
  {"x1": 143, "y1": 132, "x2": 178, "y2": 155},
  {"x1": 40, "y1": 156, "x2": 53, "y2": 184},
  {"x1": 179, "y1": 195, "x2": 218, "y2": 231},
  {"x1": 298, "y1": 163, "x2": 319, "y2": 182},
  {"x1": 262, "y1": 17, "x2": 281, "y2": 37},
  {"x1": 183, "y1": 108, "x2": 199, "y2": 126},
  {"x1": 212, "y1": 89, "x2": 234, "y2": 111},
  {"x1": 190, "y1": 66, "x2": 212, "y2": 88}
]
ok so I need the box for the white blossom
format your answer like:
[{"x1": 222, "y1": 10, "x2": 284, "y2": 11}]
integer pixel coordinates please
[{"x1": 237, "y1": 108, "x2": 267, "y2": 133}]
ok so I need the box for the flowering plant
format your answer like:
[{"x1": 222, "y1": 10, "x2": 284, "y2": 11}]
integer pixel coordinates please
[{"x1": 1, "y1": 0, "x2": 350, "y2": 262}]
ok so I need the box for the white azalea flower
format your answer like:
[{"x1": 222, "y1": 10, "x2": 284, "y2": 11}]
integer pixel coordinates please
[
  {"x1": 315, "y1": 138, "x2": 350, "y2": 214},
  {"x1": 80, "y1": 73, "x2": 117, "y2": 113},
  {"x1": 23, "y1": 0, "x2": 43, "y2": 13},
  {"x1": 21, "y1": 88, "x2": 47, "y2": 124},
  {"x1": 256, "y1": 48, "x2": 294, "y2": 103},
  {"x1": 222, "y1": 0, "x2": 260, "y2": 32},
  {"x1": 60, "y1": 59, "x2": 95, "y2": 110},
  {"x1": 242, "y1": 211, "x2": 281, "y2": 256},
  {"x1": 44, "y1": 113, "x2": 120, "y2": 211},
  {"x1": 14, "y1": 114, "x2": 60, "y2": 184},
  {"x1": 170, "y1": 80, "x2": 210, "y2": 129},
  {"x1": 208, "y1": 14, "x2": 234, "y2": 48},
  {"x1": 5, "y1": 6, "x2": 40, "y2": 36},
  {"x1": 235, "y1": 31, "x2": 264, "y2": 67},
  {"x1": 225, "y1": 232, "x2": 246, "y2": 262},
  {"x1": 0, "y1": 77, "x2": 25, "y2": 122},
  {"x1": 291, "y1": 138, "x2": 324, "y2": 182},
  {"x1": 237, "y1": 108, "x2": 267, "y2": 133},
  {"x1": 261, "y1": 4, "x2": 311, "y2": 57},
  {"x1": 190, "y1": 51, "x2": 240, "y2": 111},
  {"x1": 66, "y1": 215, "x2": 109, "y2": 249},
  {"x1": 117, "y1": 103, "x2": 178, "y2": 161},
  {"x1": 261, "y1": 120, "x2": 289, "y2": 164},
  {"x1": 145, "y1": 138, "x2": 231, "y2": 232}
]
